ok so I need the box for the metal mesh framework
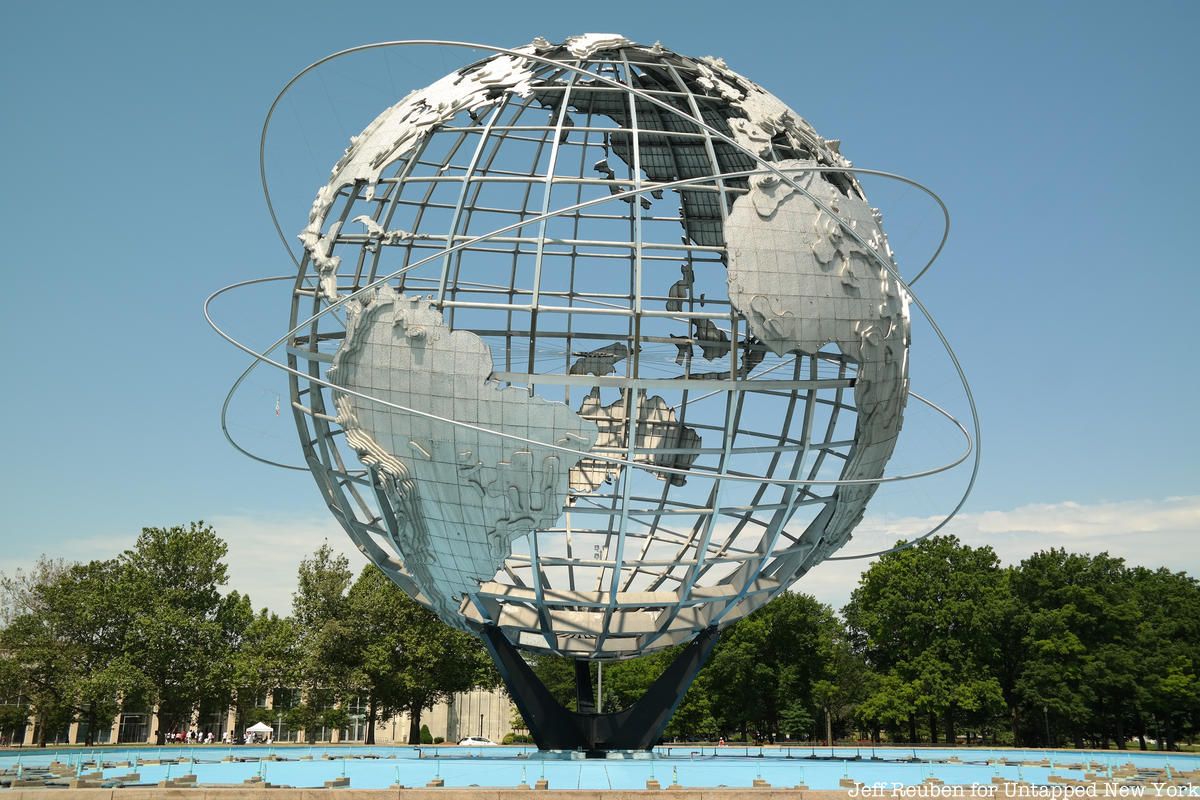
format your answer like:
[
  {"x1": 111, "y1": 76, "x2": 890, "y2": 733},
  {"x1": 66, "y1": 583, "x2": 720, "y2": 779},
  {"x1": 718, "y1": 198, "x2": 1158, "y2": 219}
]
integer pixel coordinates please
[{"x1": 286, "y1": 38, "x2": 908, "y2": 659}]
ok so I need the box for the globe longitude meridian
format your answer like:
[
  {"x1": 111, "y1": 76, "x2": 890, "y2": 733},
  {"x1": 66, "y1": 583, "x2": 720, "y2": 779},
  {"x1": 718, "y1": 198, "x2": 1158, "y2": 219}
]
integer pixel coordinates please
[{"x1": 285, "y1": 35, "x2": 913, "y2": 662}]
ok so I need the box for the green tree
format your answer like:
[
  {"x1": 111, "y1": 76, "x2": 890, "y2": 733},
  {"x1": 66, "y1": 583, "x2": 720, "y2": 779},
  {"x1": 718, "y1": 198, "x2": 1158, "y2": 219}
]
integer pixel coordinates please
[
  {"x1": 992, "y1": 568, "x2": 1028, "y2": 745},
  {"x1": 0, "y1": 557, "x2": 67, "y2": 626},
  {"x1": 601, "y1": 647, "x2": 686, "y2": 713},
  {"x1": 289, "y1": 544, "x2": 361, "y2": 742},
  {"x1": 0, "y1": 557, "x2": 71, "y2": 746},
  {"x1": 778, "y1": 698, "x2": 814, "y2": 741},
  {"x1": 844, "y1": 535, "x2": 1008, "y2": 744},
  {"x1": 706, "y1": 612, "x2": 774, "y2": 741},
  {"x1": 818, "y1": 629, "x2": 873, "y2": 742},
  {"x1": 0, "y1": 701, "x2": 30, "y2": 745},
  {"x1": 46, "y1": 560, "x2": 145, "y2": 745},
  {"x1": 528, "y1": 653, "x2": 578, "y2": 709},
  {"x1": 291, "y1": 543, "x2": 353, "y2": 702},
  {"x1": 228, "y1": 598, "x2": 300, "y2": 735},
  {"x1": 118, "y1": 522, "x2": 238, "y2": 744},
  {"x1": 0, "y1": 558, "x2": 146, "y2": 746},
  {"x1": 338, "y1": 566, "x2": 413, "y2": 744},
  {"x1": 707, "y1": 593, "x2": 841, "y2": 742},
  {"x1": 0, "y1": 610, "x2": 74, "y2": 745},
  {"x1": 602, "y1": 646, "x2": 718, "y2": 741},
  {"x1": 1129, "y1": 566, "x2": 1200, "y2": 750},
  {"x1": 1010, "y1": 550, "x2": 1142, "y2": 748},
  {"x1": 665, "y1": 675, "x2": 718, "y2": 741},
  {"x1": 854, "y1": 670, "x2": 916, "y2": 743},
  {"x1": 339, "y1": 566, "x2": 494, "y2": 743}
]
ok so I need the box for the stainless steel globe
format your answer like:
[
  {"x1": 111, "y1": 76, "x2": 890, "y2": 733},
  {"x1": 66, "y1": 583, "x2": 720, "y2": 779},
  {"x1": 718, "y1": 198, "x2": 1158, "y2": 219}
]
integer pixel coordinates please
[{"x1": 285, "y1": 34, "x2": 915, "y2": 660}]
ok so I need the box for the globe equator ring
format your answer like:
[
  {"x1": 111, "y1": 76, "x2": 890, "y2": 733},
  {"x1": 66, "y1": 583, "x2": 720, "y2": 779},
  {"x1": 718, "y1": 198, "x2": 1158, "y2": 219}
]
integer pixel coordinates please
[{"x1": 211, "y1": 272, "x2": 971, "y2": 491}]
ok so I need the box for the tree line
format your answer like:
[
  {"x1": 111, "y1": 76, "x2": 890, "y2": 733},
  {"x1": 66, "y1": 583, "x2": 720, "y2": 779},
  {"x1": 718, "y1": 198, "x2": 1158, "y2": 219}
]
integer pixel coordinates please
[
  {"x1": 531, "y1": 535, "x2": 1200, "y2": 751},
  {"x1": 2, "y1": 523, "x2": 1197, "y2": 751},
  {"x1": 0, "y1": 523, "x2": 494, "y2": 746}
]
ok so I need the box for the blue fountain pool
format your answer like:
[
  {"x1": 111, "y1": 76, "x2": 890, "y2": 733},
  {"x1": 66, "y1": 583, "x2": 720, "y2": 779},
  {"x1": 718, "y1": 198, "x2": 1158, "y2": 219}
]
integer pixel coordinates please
[{"x1": 2, "y1": 745, "x2": 1196, "y2": 790}]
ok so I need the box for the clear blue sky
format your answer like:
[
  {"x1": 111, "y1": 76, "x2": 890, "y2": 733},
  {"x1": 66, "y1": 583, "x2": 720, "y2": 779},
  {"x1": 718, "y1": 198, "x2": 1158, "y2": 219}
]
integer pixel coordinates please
[{"x1": 2, "y1": 1, "x2": 1197, "y2": 613}]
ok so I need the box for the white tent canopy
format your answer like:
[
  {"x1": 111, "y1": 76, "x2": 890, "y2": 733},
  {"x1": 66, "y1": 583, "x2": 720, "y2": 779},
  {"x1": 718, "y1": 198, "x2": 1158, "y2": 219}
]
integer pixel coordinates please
[{"x1": 245, "y1": 722, "x2": 273, "y2": 734}]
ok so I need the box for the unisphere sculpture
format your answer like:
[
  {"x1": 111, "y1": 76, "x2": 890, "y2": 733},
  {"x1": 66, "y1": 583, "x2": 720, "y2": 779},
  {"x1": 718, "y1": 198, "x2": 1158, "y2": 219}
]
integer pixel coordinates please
[{"x1": 210, "y1": 34, "x2": 977, "y2": 752}]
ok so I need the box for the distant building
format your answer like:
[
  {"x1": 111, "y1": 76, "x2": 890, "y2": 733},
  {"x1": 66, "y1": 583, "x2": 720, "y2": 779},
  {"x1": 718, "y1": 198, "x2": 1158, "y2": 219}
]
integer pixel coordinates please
[{"x1": 1, "y1": 687, "x2": 516, "y2": 746}]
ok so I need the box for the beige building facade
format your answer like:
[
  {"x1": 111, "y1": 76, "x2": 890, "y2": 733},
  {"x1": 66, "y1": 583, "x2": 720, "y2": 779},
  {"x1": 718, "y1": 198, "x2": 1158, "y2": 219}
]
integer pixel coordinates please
[{"x1": 7, "y1": 688, "x2": 517, "y2": 747}]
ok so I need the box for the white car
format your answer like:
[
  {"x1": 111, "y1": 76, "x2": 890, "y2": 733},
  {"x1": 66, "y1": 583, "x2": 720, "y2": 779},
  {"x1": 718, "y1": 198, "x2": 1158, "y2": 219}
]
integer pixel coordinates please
[{"x1": 457, "y1": 736, "x2": 496, "y2": 746}]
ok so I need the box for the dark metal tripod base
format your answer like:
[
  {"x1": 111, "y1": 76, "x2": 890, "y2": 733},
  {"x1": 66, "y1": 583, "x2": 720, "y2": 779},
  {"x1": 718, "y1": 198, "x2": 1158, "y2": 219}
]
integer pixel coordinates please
[{"x1": 478, "y1": 625, "x2": 719, "y2": 754}]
